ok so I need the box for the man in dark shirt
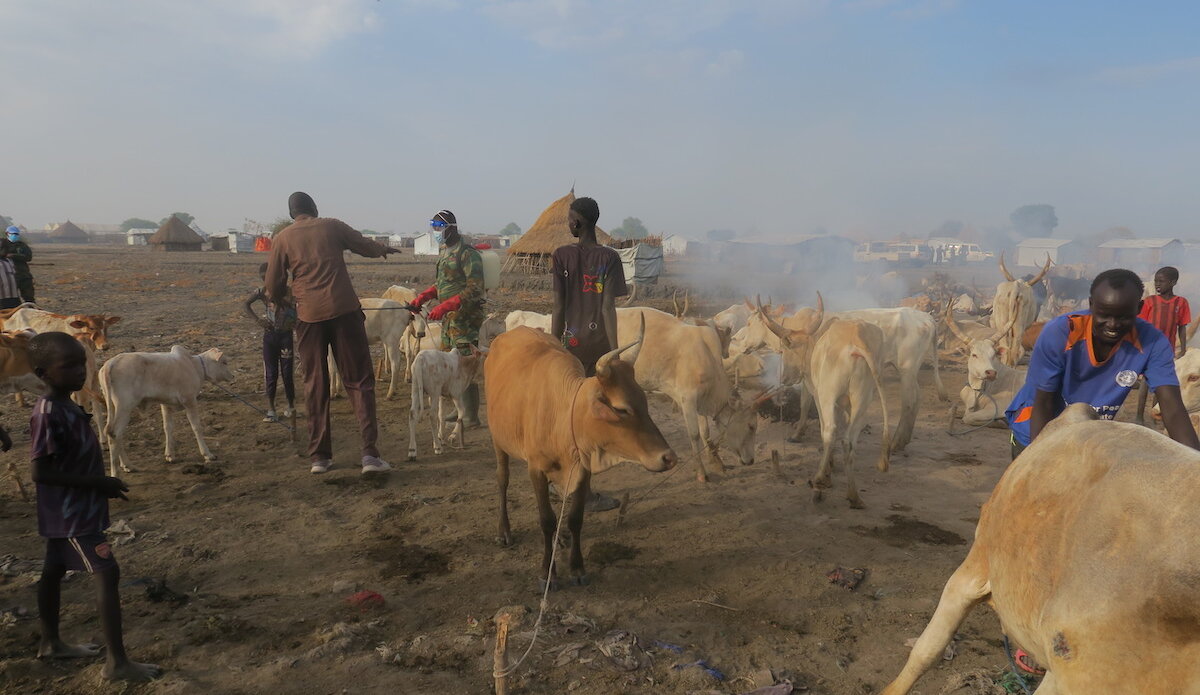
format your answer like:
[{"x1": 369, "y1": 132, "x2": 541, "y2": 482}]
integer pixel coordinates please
[
  {"x1": 266, "y1": 192, "x2": 401, "y2": 476},
  {"x1": 550, "y1": 196, "x2": 628, "y2": 513}
]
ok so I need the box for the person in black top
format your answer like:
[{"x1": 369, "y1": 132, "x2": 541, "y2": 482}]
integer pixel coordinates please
[
  {"x1": 4, "y1": 226, "x2": 34, "y2": 303},
  {"x1": 550, "y1": 196, "x2": 629, "y2": 513}
]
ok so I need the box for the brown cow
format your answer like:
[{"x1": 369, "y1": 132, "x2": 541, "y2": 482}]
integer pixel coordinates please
[
  {"x1": 1021, "y1": 320, "x2": 1046, "y2": 352},
  {"x1": 883, "y1": 404, "x2": 1200, "y2": 694},
  {"x1": 487, "y1": 319, "x2": 677, "y2": 589}
]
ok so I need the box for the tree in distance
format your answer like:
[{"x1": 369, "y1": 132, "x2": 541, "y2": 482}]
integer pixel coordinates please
[
  {"x1": 1009, "y1": 204, "x2": 1058, "y2": 238},
  {"x1": 499, "y1": 222, "x2": 522, "y2": 236},
  {"x1": 160, "y1": 212, "x2": 195, "y2": 226},
  {"x1": 611, "y1": 217, "x2": 648, "y2": 240},
  {"x1": 120, "y1": 217, "x2": 158, "y2": 232}
]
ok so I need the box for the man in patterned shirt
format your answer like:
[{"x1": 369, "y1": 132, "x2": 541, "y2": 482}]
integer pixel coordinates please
[{"x1": 407, "y1": 210, "x2": 486, "y2": 427}]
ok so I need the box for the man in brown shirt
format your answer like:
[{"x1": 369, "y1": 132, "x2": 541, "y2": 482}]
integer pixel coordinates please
[{"x1": 266, "y1": 191, "x2": 401, "y2": 475}]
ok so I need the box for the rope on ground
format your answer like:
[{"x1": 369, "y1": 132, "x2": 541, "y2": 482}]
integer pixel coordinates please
[
  {"x1": 946, "y1": 390, "x2": 1001, "y2": 437},
  {"x1": 210, "y1": 382, "x2": 296, "y2": 434}
]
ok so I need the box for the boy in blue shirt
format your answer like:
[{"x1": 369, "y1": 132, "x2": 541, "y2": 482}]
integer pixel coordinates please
[
  {"x1": 29, "y1": 332, "x2": 161, "y2": 682},
  {"x1": 1006, "y1": 268, "x2": 1199, "y2": 459}
]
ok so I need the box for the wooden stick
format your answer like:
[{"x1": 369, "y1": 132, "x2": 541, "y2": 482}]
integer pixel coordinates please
[
  {"x1": 289, "y1": 408, "x2": 297, "y2": 443},
  {"x1": 7, "y1": 459, "x2": 29, "y2": 502},
  {"x1": 692, "y1": 599, "x2": 740, "y2": 612},
  {"x1": 493, "y1": 614, "x2": 511, "y2": 695}
]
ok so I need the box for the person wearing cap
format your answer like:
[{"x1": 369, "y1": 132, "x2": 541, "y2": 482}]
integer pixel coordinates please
[
  {"x1": 406, "y1": 210, "x2": 485, "y2": 427},
  {"x1": 3, "y1": 226, "x2": 33, "y2": 303},
  {"x1": 266, "y1": 192, "x2": 402, "y2": 476}
]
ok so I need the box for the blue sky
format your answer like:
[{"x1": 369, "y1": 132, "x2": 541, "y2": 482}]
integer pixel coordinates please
[{"x1": 1, "y1": 0, "x2": 1197, "y2": 240}]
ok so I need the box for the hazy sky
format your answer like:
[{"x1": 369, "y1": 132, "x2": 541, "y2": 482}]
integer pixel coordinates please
[{"x1": 1, "y1": 1, "x2": 1197, "y2": 240}]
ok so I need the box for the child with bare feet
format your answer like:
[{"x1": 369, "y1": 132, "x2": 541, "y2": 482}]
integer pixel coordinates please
[{"x1": 29, "y1": 332, "x2": 161, "y2": 681}]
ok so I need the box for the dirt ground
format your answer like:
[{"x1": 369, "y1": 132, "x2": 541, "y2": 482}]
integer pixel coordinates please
[{"x1": 1, "y1": 246, "x2": 1041, "y2": 695}]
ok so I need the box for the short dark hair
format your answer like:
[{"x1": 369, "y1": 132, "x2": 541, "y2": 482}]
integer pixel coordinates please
[
  {"x1": 570, "y1": 197, "x2": 600, "y2": 226},
  {"x1": 1156, "y1": 266, "x2": 1180, "y2": 282},
  {"x1": 29, "y1": 332, "x2": 83, "y2": 371},
  {"x1": 258, "y1": 262, "x2": 268, "y2": 275},
  {"x1": 288, "y1": 191, "x2": 318, "y2": 219},
  {"x1": 1090, "y1": 268, "x2": 1145, "y2": 298}
]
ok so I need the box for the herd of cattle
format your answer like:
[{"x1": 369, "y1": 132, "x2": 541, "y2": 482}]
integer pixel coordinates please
[{"x1": 5, "y1": 256, "x2": 1200, "y2": 691}]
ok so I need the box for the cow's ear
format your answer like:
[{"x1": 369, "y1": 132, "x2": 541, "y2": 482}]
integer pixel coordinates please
[
  {"x1": 69, "y1": 320, "x2": 87, "y2": 329},
  {"x1": 997, "y1": 346, "x2": 1008, "y2": 356},
  {"x1": 106, "y1": 316, "x2": 122, "y2": 325},
  {"x1": 590, "y1": 396, "x2": 620, "y2": 423}
]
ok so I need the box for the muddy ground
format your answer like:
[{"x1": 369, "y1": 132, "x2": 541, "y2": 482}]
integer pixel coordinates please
[{"x1": 0, "y1": 246, "x2": 1049, "y2": 695}]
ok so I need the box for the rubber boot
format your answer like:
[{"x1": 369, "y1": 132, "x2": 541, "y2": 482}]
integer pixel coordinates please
[{"x1": 461, "y1": 383, "x2": 481, "y2": 428}]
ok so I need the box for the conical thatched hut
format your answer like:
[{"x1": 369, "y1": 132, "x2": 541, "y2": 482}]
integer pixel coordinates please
[
  {"x1": 149, "y1": 216, "x2": 205, "y2": 252},
  {"x1": 503, "y1": 189, "x2": 614, "y2": 273},
  {"x1": 47, "y1": 221, "x2": 90, "y2": 244}
]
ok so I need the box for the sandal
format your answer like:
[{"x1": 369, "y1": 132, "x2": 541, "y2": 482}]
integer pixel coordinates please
[{"x1": 1014, "y1": 649, "x2": 1045, "y2": 676}]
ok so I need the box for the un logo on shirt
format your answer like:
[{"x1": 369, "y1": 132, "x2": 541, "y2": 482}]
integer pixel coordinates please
[{"x1": 1115, "y1": 370, "x2": 1138, "y2": 388}]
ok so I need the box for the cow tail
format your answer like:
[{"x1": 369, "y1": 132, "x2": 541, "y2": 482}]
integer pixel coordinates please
[{"x1": 860, "y1": 342, "x2": 891, "y2": 473}]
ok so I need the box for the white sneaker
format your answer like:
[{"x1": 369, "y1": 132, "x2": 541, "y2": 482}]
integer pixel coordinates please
[
  {"x1": 282, "y1": 407, "x2": 295, "y2": 418},
  {"x1": 263, "y1": 410, "x2": 278, "y2": 423},
  {"x1": 310, "y1": 460, "x2": 332, "y2": 474},
  {"x1": 361, "y1": 456, "x2": 392, "y2": 474}
]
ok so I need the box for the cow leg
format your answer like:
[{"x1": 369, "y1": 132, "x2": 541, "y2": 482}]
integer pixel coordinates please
[
  {"x1": 14, "y1": 391, "x2": 26, "y2": 408},
  {"x1": 406, "y1": 395, "x2": 421, "y2": 462},
  {"x1": 880, "y1": 550, "x2": 991, "y2": 695},
  {"x1": 811, "y1": 384, "x2": 838, "y2": 501},
  {"x1": 106, "y1": 402, "x2": 134, "y2": 476},
  {"x1": 430, "y1": 395, "x2": 444, "y2": 456},
  {"x1": 495, "y1": 445, "x2": 513, "y2": 546},
  {"x1": 530, "y1": 466, "x2": 559, "y2": 591},
  {"x1": 697, "y1": 415, "x2": 726, "y2": 473},
  {"x1": 680, "y1": 401, "x2": 710, "y2": 483},
  {"x1": 181, "y1": 400, "x2": 217, "y2": 463},
  {"x1": 567, "y1": 468, "x2": 590, "y2": 585},
  {"x1": 388, "y1": 342, "x2": 402, "y2": 400},
  {"x1": 789, "y1": 384, "x2": 815, "y2": 442},
  {"x1": 448, "y1": 393, "x2": 466, "y2": 450},
  {"x1": 1032, "y1": 672, "x2": 1059, "y2": 694},
  {"x1": 161, "y1": 405, "x2": 176, "y2": 463},
  {"x1": 891, "y1": 367, "x2": 919, "y2": 451},
  {"x1": 328, "y1": 353, "x2": 343, "y2": 398}
]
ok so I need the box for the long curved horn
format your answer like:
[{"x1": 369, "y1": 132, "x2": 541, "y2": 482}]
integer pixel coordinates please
[
  {"x1": 943, "y1": 299, "x2": 973, "y2": 346},
  {"x1": 989, "y1": 296, "x2": 1022, "y2": 343},
  {"x1": 672, "y1": 289, "x2": 682, "y2": 318},
  {"x1": 596, "y1": 313, "x2": 645, "y2": 379},
  {"x1": 998, "y1": 252, "x2": 1015, "y2": 282},
  {"x1": 1027, "y1": 255, "x2": 1051, "y2": 287},
  {"x1": 622, "y1": 282, "x2": 638, "y2": 306},
  {"x1": 807, "y1": 292, "x2": 825, "y2": 334},
  {"x1": 683, "y1": 291, "x2": 690, "y2": 318},
  {"x1": 755, "y1": 295, "x2": 793, "y2": 345}
]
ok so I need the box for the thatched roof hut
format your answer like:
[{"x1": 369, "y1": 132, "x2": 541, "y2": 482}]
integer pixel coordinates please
[
  {"x1": 47, "y1": 221, "x2": 90, "y2": 244},
  {"x1": 149, "y1": 216, "x2": 205, "y2": 252},
  {"x1": 504, "y1": 189, "x2": 614, "y2": 273}
]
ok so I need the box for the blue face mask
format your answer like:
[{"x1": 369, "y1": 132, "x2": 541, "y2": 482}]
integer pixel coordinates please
[
  {"x1": 7, "y1": 235, "x2": 18, "y2": 243},
  {"x1": 433, "y1": 232, "x2": 444, "y2": 245}
]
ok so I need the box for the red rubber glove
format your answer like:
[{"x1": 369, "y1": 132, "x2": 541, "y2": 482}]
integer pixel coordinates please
[
  {"x1": 411, "y1": 286, "x2": 438, "y2": 310},
  {"x1": 428, "y1": 295, "x2": 461, "y2": 321}
]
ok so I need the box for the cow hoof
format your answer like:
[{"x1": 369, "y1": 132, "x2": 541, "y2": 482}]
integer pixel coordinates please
[
  {"x1": 204, "y1": 456, "x2": 218, "y2": 464},
  {"x1": 537, "y1": 578, "x2": 560, "y2": 593},
  {"x1": 407, "y1": 454, "x2": 416, "y2": 462},
  {"x1": 497, "y1": 533, "x2": 513, "y2": 547},
  {"x1": 811, "y1": 488, "x2": 824, "y2": 503},
  {"x1": 570, "y1": 574, "x2": 590, "y2": 587},
  {"x1": 696, "y1": 472, "x2": 709, "y2": 483},
  {"x1": 787, "y1": 435, "x2": 803, "y2": 444},
  {"x1": 849, "y1": 498, "x2": 866, "y2": 510},
  {"x1": 163, "y1": 457, "x2": 174, "y2": 464}
]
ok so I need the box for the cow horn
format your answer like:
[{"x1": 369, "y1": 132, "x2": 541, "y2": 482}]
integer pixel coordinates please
[
  {"x1": 943, "y1": 299, "x2": 973, "y2": 346},
  {"x1": 751, "y1": 386, "x2": 779, "y2": 408},
  {"x1": 805, "y1": 292, "x2": 825, "y2": 335},
  {"x1": 1027, "y1": 255, "x2": 1051, "y2": 287},
  {"x1": 623, "y1": 282, "x2": 638, "y2": 306},
  {"x1": 755, "y1": 295, "x2": 793, "y2": 345},
  {"x1": 672, "y1": 289, "x2": 682, "y2": 318},
  {"x1": 989, "y1": 296, "x2": 1022, "y2": 343},
  {"x1": 683, "y1": 291, "x2": 690, "y2": 318},
  {"x1": 998, "y1": 252, "x2": 1015, "y2": 282},
  {"x1": 596, "y1": 313, "x2": 645, "y2": 378}
]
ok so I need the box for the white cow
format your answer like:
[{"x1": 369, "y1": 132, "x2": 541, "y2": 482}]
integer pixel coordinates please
[
  {"x1": 991, "y1": 252, "x2": 1050, "y2": 366},
  {"x1": 755, "y1": 302, "x2": 891, "y2": 508},
  {"x1": 100, "y1": 346, "x2": 232, "y2": 476},
  {"x1": 330, "y1": 298, "x2": 419, "y2": 400},
  {"x1": 712, "y1": 301, "x2": 753, "y2": 334},
  {"x1": 617, "y1": 307, "x2": 765, "y2": 483},
  {"x1": 407, "y1": 346, "x2": 486, "y2": 460},
  {"x1": 505, "y1": 310, "x2": 552, "y2": 334},
  {"x1": 944, "y1": 302, "x2": 1026, "y2": 428},
  {"x1": 741, "y1": 300, "x2": 945, "y2": 450},
  {"x1": 380, "y1": 285, "x2": 429, "y2": 380}
]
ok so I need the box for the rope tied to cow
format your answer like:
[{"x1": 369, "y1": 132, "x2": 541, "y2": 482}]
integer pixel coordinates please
[
  {"x1": 492, "y1": 380, "x2": 586, "y2": 681},
  {"x1": 946, "y1": 385, "x2": 1002, "y2": 437}
]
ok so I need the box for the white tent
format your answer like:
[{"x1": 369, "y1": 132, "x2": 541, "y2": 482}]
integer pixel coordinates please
[
  {"x1": 413, "y1": 231, "x2": 440, "y2": 256},
  {"x1": 618, "y1": 244, "x2": 664, "y2": 285},
  {"x1": 662, "y1": 235, "x2": 690, "y2": 256}
]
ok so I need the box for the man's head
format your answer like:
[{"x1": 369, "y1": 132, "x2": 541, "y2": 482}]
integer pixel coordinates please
[
  {"x1": 258, "y1": 262, "x2": 268, "y2": 280},
  {"x1": 6, "y1": 226, "x2": 20, "y2": 243},
  {"x1": 568, "y1": 197, "x2": 599, "y2": 238},
  {"x1": 431, "y1": 209, "x2": 458, "y2": 246},
  {"x1": 1089, "y1": 268, "x2": 1145, "y2": 349},
  {"x1": 30, "y1": 332, "x2": 88, "y2": 393},
  {"x1": 288, "y1": 191, "x2": 318, "y2": 220},
  {"x1": 1154, "y1": 266, "x2": 1180, "y2": 296}
]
